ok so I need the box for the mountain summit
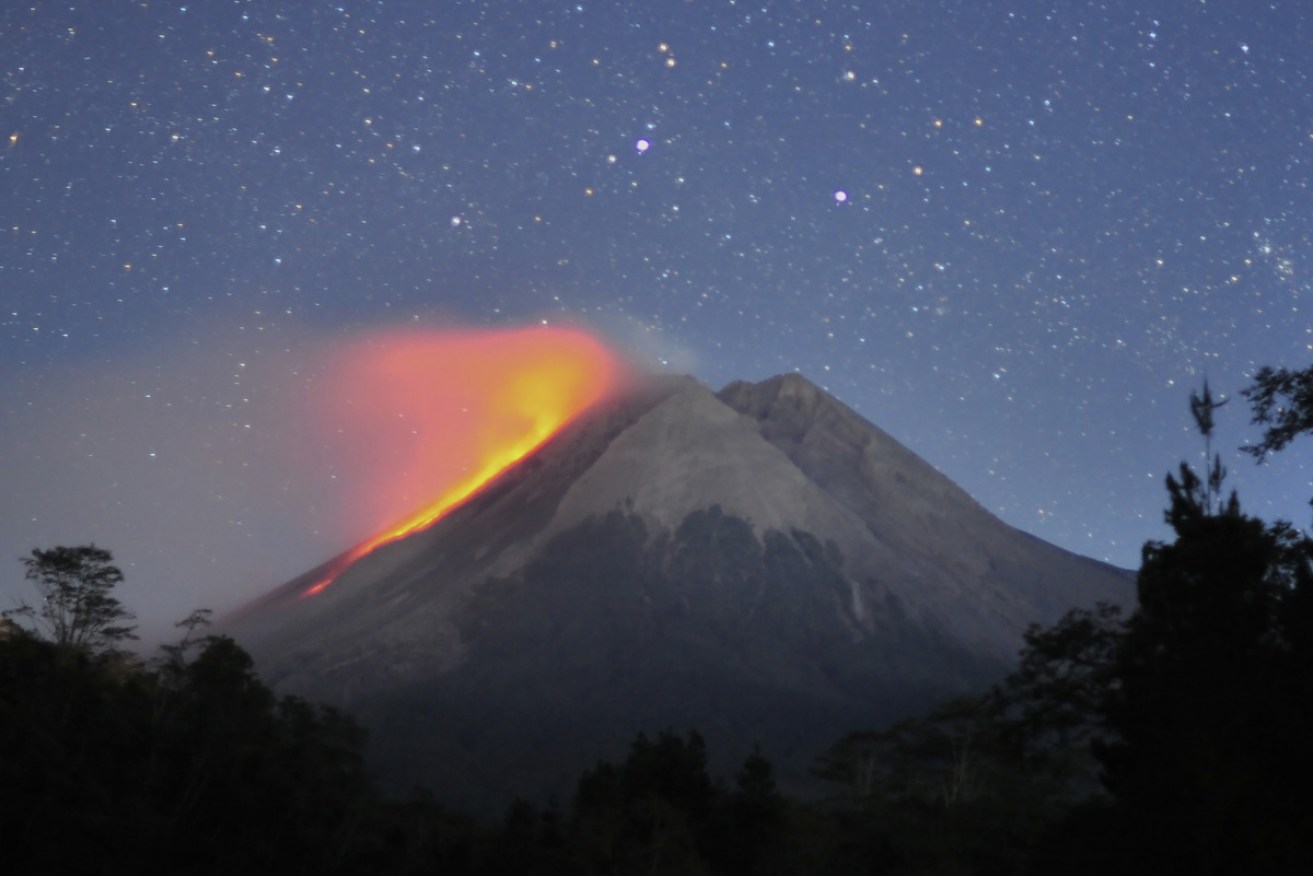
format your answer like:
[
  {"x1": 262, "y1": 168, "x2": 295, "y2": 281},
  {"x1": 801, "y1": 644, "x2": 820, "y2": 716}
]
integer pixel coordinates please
[{"x1": 229, "y1": 373, "x2": 1130, "y2": 806}]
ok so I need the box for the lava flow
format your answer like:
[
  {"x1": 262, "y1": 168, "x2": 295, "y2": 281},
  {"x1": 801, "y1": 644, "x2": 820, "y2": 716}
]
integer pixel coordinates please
[{"x1": 302, "y1": 326, "x2": 626, "y2": 597}]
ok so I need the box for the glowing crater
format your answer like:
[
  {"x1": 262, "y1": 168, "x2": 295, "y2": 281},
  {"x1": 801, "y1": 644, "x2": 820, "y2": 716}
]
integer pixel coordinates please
[{"x1": 303, "y1": 325, "x2": 625, "y2": 597}]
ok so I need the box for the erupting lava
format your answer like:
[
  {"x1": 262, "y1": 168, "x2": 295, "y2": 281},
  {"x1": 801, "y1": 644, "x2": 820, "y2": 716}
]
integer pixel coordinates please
[{"x1": 302, "y1": 326, "x2": 626, "y2": 597}]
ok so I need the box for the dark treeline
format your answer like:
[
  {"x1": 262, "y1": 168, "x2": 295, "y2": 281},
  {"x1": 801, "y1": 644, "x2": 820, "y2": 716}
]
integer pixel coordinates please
[{"x1": 4, "y1": 370, "x2": 1313, "y2": 874}]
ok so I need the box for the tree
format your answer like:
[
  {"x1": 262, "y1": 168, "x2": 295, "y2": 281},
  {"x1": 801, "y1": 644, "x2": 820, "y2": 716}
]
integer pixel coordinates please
[
  {"x1": 1190, "y1": 379, "x2": 1229, "y2": 512},
  {"x1": 1, "y1": 547, "x2": 389, "y2": 872},
  {"x1": 1083, "y1": 380, "x2": 1313, "y2": 873},
  {"x1": 1241, "y1": 363, "x2": 1313, "y2": 461},
  {"x1": 570, "y1": 730, "x2": 717, "y2": 875},
  {"x1": 4, "y1": 545, "x2": 136, "y2": 652},
  {"x1": 154, "y1": 608, "x2": 214, "y2": 688},
  {"x1": 996, "y1": 602, "x2": 1123, "y2": 755}
]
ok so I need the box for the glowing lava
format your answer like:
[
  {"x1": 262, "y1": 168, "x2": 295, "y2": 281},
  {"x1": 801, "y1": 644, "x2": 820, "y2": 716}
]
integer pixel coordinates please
[{"x1": 302, "y1": 326, "x2": 626, "y2": 597}]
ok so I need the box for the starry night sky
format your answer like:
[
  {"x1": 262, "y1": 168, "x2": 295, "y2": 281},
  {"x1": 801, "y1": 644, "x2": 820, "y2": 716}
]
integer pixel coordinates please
[{"x1": 3, "y1": 1, "x2": 1311, "y2": 636}]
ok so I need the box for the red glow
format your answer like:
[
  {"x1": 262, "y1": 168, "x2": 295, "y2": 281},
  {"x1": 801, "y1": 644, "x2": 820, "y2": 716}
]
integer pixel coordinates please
[{"x1": 302, "y1": 326, "x2": 626, "y2": 597}]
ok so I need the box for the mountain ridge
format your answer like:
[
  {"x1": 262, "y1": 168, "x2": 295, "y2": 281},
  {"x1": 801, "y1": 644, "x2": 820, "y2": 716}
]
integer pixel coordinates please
[{"x1": 227, "y1": 371, "x2": 1132, "y2": 806}]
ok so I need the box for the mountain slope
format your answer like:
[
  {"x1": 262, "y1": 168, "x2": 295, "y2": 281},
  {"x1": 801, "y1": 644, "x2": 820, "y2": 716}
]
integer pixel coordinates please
[{"x1": 228, "y1": 373, "x2": 1131, "y2": 807}]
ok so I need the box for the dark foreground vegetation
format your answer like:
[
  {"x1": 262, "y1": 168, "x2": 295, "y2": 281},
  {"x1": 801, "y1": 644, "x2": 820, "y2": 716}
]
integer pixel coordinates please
[{"x1": 4, "y1": 371, "x2": 1313, "y2": 874}]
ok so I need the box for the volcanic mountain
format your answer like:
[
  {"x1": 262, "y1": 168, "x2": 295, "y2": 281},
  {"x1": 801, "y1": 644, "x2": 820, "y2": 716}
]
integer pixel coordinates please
[{"x1": 228, "y1": 373, "x2": 1131, "y2": 807}]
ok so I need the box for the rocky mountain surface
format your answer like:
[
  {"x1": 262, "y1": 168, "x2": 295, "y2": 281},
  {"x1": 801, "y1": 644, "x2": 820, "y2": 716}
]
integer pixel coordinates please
[{"x1": 227, "y1": 373, "x2": 1132, "y2": 808}]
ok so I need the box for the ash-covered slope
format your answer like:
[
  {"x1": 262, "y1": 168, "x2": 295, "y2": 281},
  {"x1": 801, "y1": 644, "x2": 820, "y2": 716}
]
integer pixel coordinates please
[
  {"x1": 228, "y1": 373, "x2": 1131, "y2": 808},
  {"x1": 718, "y1": 374, "x2": 1123, "y2": 647}
]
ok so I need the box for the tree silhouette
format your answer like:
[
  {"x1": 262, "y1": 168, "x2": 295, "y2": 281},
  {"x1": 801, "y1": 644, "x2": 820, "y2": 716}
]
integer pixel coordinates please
[
  {"x1": 1, "y1": 547, "x2": 386, "y2": 874},
  {"x1": 1087, "y1": 381, "x2": 1313, "y2": 874},
  {"x1": 1241, "y1": 364, "x2": 1313, "y2": 461},
  {"x1": 4, "y1": 545, "x2": 136, "y2": 652},
  {"x1": 1189, "y1": 379, "x2": 1228, "y2": 512},
  {"x1": 570, "y1": 730, "x2": 716, "y2": 875}
]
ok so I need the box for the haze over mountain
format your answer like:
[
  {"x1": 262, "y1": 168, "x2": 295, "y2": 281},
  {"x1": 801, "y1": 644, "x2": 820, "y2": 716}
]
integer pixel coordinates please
[{"x1": 228, "y1": 373, "x2": 1131, "y2": 807}]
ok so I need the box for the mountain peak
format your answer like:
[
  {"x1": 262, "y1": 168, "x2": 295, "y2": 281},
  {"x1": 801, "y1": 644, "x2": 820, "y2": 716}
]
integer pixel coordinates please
[
  {"x1": 718, "y1": 372, "x2": 829, "y2": 433},
  {"x1": 540, "y1": 375, "x2": 853, "y2": 540},
  {"x1": 228, "y1": 371, "x2": 1131, "y2": 807}
]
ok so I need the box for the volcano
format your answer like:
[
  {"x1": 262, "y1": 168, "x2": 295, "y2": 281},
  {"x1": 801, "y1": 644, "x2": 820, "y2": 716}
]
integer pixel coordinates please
[{"x1": 228, "y1": 373, "x2": 1131, "y2": 808}]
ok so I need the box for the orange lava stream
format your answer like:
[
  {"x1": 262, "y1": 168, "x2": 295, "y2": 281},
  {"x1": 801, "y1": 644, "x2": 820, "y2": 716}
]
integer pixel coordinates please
[{"x1": 301, "y1": 326, "x2": 625, "y2": 598}]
